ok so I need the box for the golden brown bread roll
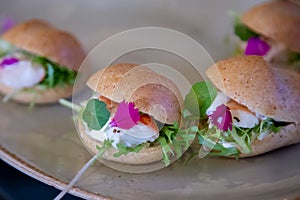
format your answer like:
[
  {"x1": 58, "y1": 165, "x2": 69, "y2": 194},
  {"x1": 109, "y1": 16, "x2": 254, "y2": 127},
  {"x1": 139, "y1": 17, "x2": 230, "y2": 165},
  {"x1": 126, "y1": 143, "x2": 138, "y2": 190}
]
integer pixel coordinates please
[
  {"x1": 2, "y1": 19, "x2": 85, "y2": 71},
  {"x1": 87, "y1": 63, "x2": 183, "y2": 124},
  {"x1": 0, "y1": 19, "x2": 86, "y2": 104}
]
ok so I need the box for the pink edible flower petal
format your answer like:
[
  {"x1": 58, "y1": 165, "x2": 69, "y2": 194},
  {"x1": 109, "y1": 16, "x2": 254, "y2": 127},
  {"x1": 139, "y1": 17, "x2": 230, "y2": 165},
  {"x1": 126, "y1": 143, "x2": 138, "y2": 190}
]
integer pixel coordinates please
[
  {"x1": 208, "y1": 104, "x2": 232, "y2": 131},
  {"x1": 109, "y1": 101, "x2": 140, "y2": 130},
  {"x1": 245, "y1": 37, "x2": 270, "y2": 56},
  {"x1": 1, "y1": 16, "x2": 15, "y2": 33},
  {"x1": 0, "y1": 57, "x2": 19, "y2": 68}
]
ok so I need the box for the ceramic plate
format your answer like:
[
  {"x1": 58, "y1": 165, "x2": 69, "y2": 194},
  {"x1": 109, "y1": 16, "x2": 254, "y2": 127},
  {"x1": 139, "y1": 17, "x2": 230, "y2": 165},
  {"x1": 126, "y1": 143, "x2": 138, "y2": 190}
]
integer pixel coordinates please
[{"x1": 1, "y1": 0, "x2": 300, "y2": 199}]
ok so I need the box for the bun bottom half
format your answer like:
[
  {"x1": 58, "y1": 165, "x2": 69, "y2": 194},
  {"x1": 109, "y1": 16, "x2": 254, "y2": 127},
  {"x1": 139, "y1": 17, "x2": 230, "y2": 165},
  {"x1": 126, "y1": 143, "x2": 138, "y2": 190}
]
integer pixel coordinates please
[
  {"x1": 78, "y1": 119, "x2": 163, "y2": 165},
  {"x1": 0, "y1": 83, "x2": 73, "y2": 104},
  {"x1": 238, "y1": 123, "x2": 300, "y2": 158}
]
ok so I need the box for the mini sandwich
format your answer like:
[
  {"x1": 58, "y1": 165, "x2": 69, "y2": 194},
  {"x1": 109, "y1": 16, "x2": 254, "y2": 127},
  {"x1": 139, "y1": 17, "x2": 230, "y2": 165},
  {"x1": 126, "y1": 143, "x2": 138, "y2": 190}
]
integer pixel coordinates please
[
  {"x1": 185, "y1": 56, "x2": 300, "y2": 157},
  {"x1": 77, "y1": 63, "x2": 195, "y2": 165},
  {"x1": 0, "y1": 19, "x2": 86, "y2": 104},
  {"x1": 233, "y1": 0, "x2": 300, "y2": 71}
]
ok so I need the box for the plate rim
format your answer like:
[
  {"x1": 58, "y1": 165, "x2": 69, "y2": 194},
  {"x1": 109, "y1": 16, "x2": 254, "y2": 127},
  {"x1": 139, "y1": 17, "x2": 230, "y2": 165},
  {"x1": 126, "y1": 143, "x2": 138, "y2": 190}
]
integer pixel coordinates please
[{"x1": 0, "y1": 145, "x2": 111, "y2": 200}]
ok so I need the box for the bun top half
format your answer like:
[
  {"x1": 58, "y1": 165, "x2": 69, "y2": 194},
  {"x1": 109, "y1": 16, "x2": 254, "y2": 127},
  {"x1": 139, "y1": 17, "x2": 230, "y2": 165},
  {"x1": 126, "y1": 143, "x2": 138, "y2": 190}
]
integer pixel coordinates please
[
  {"x1": 87, "y1": 63, "x2": 183, "y2": 124},
  {"x1": 1, "y1": 19, "x2": 86, "y2": 71},
  {"x1": 206, "y1": 56, "x2": 300, "y2": 123},
  {"x1": 242, "y1": 0, "x2": 300, "y2": 52}
]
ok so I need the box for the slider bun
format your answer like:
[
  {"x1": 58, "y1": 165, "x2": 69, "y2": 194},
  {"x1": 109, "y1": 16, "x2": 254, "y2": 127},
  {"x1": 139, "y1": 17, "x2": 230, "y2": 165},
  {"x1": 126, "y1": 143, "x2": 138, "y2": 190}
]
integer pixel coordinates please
[
  {"x1": 82, "y1": 63, "x2": 183, "y2": 164},
  {"x1": 87, "y1": 63, "x2": 183, "y2": 124},
  {"x1": 2, "y1": 19, "x2": 86, "y2": 71},
  {"x1": 78, "y1": 118, "x2": 163, "y2": 164},
  {"x1": 206, "y1": 56, "x2": 300, "y2": 123},
  {"x1": 0, "y1": 19, "x2": 86, "y2": 104},
  {"x1": 239, "y1": 123, "x2": 299, "y2": 158},
  {"x1": 242, "y1": 0, "x2": 300, "y2": 52},
  {"x1": 206, "y1": 55, "x2": 300, "y2": 157}
]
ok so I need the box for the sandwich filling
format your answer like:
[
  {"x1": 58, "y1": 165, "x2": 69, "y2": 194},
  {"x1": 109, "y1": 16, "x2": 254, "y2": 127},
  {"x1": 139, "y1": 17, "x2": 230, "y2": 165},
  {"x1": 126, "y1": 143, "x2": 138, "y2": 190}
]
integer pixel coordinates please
[
  {"x1": 84, "y1": 96, "x2": 159, "y2": 148},
  {"x1": 80, "y1": 95, "x2": 196, "y2": 165},
  {"x1": 0, "y1": 39, "x2": 77, "y2": 100},
  {"x1": 233, "y1": 15, "x2": 300, "y2": 70},
  {"x1": 185, "y1": 82, "x2": 291, "y2": 157}
]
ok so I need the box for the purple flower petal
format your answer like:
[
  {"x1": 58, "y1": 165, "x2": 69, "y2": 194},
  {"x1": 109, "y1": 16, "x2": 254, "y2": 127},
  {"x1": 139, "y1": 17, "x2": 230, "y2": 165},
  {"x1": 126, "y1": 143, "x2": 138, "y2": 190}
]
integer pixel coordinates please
[
  {"x1": 109, "y1": 101, "x2": 140, "y2": 130},
  {"x1": 0, "y1": 57, "x2": 19, "y2": 68},
  {"x1": 245, "y1": 37, "x2": 270, "y2": 56},
  {"x1": 1, "y1": 16, "x2": 15, "y2": 33},
  {"x1": 209, "y1": 104, "x2": 232, "y2": 131}
]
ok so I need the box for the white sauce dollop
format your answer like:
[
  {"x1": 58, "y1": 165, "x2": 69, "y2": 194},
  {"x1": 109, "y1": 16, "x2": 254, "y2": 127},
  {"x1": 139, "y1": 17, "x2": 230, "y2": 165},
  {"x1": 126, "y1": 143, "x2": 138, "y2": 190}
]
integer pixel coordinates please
[
  {"x1": 206, "y1": 92, "x2": 259, "y2": 128},
  {"x1": 0, "y1": 60, "x2": 45, "y2": 89},
  {"x1": 86, "y1": 119, "x2": 158, "y2": 148}
]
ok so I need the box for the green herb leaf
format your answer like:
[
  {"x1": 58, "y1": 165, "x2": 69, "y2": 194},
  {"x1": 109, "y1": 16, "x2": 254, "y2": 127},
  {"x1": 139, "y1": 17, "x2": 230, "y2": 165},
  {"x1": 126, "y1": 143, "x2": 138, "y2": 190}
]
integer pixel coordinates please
[
  {"x1": 158, "y1": 137, "x2": 174, "y2": 166},
  {"x1": 158, "y1": 123, "x2": 196, "y2": 166},
  {"x1": 198, "y1": 134, "x2": 239, "y2": 157},
  {"x1": 113, "y1": 143, "x2": 129, "y2": 157},
  {"x1": 173, "y1": 140, "x2": 183, "y2": 159},
  {"x1": 113, "y1": 143, "x2": 144, "y2": 157},
  {"x1": 288, "y1": 51, "x2": 300, "y2": 70},
  {"x1": 160, "y1": 125, "x2": 176, "y2": 144},
  {"x1": 230, "y1": 126, "x2": 251, "y2": 154},
  {"x1": 92, "y1": 140, "x2": 114, "y2": 165},
  {"x1": 234, "y1": 16, "x2": 259, "y2": 41},
  {"x1": 96, "y1": 140, "x2": 113, "y2": 158},
  {"x1": 46, "y1": 63, "x2": 55, "y2": 87},
  {"x1": 82, "y1": 99, "x2": 110, "y2": 130},
  {"x1": 288, "y1": 52, "x2": 300, "y2": 63},
  {"x1": 31, "y1": 55, "x2": 77, "y2": 89},
  {"x1": 184, "y1": 82, "x2": 217, "y2": 118},
  {"x1": 180, "y1": 132, "x2": 195, "y2": 149},
  {"x1": 197, "y1": 118, "x2": 286, "y2": 157}
]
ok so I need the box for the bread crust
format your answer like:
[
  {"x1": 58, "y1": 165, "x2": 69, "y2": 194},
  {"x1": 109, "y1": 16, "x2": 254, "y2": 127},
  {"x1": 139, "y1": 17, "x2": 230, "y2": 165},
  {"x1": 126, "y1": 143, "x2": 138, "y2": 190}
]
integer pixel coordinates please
[
  {"x1": 87, "y1": 63, "x2": 183, "y2": 124},
  {"x1": 242, "y1": 0, "x2": 300, "y2": 52},
  {"x1": 206, "y1": 56, "x2": 300, "y2": 123},
  {"x1": 2, "y1": 19, "x2": 86, "y2": 71},
  {"x1": 239, "y1": 123, "x2": 300, "y2": 158},
  {"x1": 78, "y1": 118, "x2": 163, "y2": 165}
]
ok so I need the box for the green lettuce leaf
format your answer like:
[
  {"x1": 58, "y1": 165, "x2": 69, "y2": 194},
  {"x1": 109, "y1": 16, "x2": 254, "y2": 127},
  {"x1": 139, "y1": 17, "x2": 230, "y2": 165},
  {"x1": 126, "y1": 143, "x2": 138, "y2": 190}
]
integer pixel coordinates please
[
  {"x1": 92, "y1": 122, "x2": 196, "y2": 166},
  {"x1": 197, "y1": 118, "x2": 286, "y2": 157},
  {"x1": 198, "y1": 134, "x2": 239, "y2": 157},
  {"x1": 113, "y1": 143, "x2": 145, "y2": 157},
  {"x1": 233, "y1": 16, "x2": 259, "y2": 41},
  {"x1": 184, "y1": 82, "x2": 217, "y2": 118},
  {"x1": 158, "y1": 137, "x2": 174, "y2": 166},
  {"x1": 95, "y1": 140, "x2": 113, "y2": 159},
  {"x1": 104, "y1": 122, "x2": 196, "y2": 166},
  {"x1": 31, "y1": 55, "x2": 77, "y2": 89},
  {"x1": 158, "y1": 122, "x2": 196, "y2": 166}
]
